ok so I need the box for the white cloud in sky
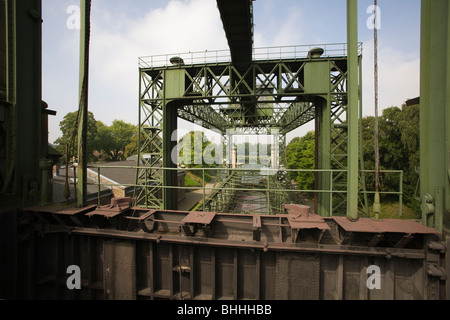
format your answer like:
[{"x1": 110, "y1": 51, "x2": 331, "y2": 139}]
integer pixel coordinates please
[
  {"x1": 254, "y1": 7, "x2": 305, "y2": 47},
  {"x1": 361, "y1": 40, "x2": 420, "y2": 117},
  {"x1": 286, "y1": 41, "x2": 420, "y2": 142},
  {"x1": 44, "y1": 0, "x2": 421, "y2": 145},
  {"x1": 46, "y1": 0, "x2": 228, "y2": 143},
  {"x1": 89, "y1": 0, "x2": 228, "y2": 125}
]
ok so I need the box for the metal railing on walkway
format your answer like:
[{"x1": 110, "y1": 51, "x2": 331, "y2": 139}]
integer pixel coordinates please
[
  {"x1": 138, "y1": 43, "x2": 363, "y2": 68},
  {"x1": 70, "y1": 165, "x2": 403, "y2": 217}
]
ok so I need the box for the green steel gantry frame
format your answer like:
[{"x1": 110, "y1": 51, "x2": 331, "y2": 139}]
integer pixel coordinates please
[{"x1": 135, "y1": 0, "x2": 367, "y2": 218}]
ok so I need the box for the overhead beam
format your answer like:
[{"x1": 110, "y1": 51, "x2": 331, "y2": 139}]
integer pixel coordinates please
[{"x1": 216, "y1": 0, "x2": 254, "y2": 68}]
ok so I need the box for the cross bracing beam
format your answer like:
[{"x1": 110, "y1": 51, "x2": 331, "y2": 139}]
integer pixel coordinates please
[
  {"x1": 139, "y1": 57, "x2": 349, "y2": 131},
  {"x1": 137, "y1": 52, "x2": 366, "y2": 215},
  {"x1": 279, "y1": 102, "x2": 316, "y2": 135},
  {"x1": 178, "y1": 103, "x2": 228, "y2": 134}
]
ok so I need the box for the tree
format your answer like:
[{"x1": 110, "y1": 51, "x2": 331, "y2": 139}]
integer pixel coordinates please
[
  {"x1": 283, "y1": 102, "x2": 421, "y2": 215},
  {"x1": 94, "y1": 121, "x2": 115, "y2": 160},
  {"x1": 53, "y1": 111, "x2": 98, "y2": 162},
  {"x1": 285, "y1": 131, "x2": 315, "y2": 190},
  {"x1": 178, "y1": 131, "x2": 216, "y2": 167},
  {"x1": 95, "y1": 120, "x2": 136, "y2": 161},
  {"x1": 124, "y1": 127, "x2": 141, "y2": 159},
  {"x1": 361, "y1": 104, "x2": 420, "y2": 213}
]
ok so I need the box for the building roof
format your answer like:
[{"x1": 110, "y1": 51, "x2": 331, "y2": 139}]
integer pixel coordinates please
[
  {"x1": 89, "y1": 159, "x2": 138, "y2": 186},
  {"x1": 406, "y1": 97, "x2": 420, "y2": 106}
]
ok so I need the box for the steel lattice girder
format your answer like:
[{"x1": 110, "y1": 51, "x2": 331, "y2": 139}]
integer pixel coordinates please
[
  {"x1": 139, "y1": 58, "x2": 349, "y2": 133},
  {"x1": 137, "y1": 55, "x2": 366, "y2": 214}
]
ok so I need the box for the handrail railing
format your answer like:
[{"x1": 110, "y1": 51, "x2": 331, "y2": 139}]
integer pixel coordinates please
[
  {"x1": 69, "y1": 165, "x2": 403, "y2": 217},
  {"x1": 138, "y1": 43, "x2": 364, "y2": 68}
]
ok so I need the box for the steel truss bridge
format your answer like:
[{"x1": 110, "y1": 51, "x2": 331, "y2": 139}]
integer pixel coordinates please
[
  {"x1": 132, "y1": 0, "x2": 367, "y2": 219},
  {"x1": 136, "y1": 41, "x2": 368, "y2": 217}
]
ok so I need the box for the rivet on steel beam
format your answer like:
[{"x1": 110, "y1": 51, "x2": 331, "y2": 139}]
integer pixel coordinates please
[
  {"x1": 428, "y1": 241, "x2": 445, "y2": 253},
  {"x1": 385, "y1": 248, "x2": 392, "y2": 260},
  {"x1": 427, "y1": 264, "x2": 446, "y2": 280}
]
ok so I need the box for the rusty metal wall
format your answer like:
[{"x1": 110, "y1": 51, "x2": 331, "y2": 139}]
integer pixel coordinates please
[
  {"x1": 22, "y1": 235, "x2": 446, "y2": 300},
  {"x1": 16, "y1": 204, "x2": 448, "y2": 300}
]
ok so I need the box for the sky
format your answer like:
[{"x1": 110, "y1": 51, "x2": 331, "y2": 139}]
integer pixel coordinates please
[{"x1": 42, "y1": 0, "x2": 422, "y2": 145}]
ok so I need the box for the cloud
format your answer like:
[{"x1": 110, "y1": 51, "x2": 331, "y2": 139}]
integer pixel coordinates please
[
  {"x1": 286, "y1": 41, "x2": 421, "y2": 144},
  {"x1": 254, "y1": 5, "x2": 305, "y2": 47},
  {"x1": 92, "y1": 1, "x2": 226, "y2": 83},
  {"x1": 361, "y1": 40, "x2": 420, "y2": 116},
  {"x1": 47, "y1": 0, "x2": 228, "y2": 142},
  {"x1": 45, "y1": 0, "x2": 420, "y2": 145}
]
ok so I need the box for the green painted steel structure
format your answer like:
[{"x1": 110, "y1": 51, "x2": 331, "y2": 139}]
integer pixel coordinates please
[
  {"x1": 0, "y1": 0, "x2": 446, "y2": 225},
  {"x1": 0, "y1": 0, "x2": 43, "y2": 211},
  {"x1": 346, "y1": 0, "x2": 359, "y2": 221},
  {"x1": 420, "y1": 0, "x2": 450, "y2": 234},
  {"x1": 136, "y1": 49, "x2": 366, "y2": 217},
  {"x1": 135, "y1": 0, "x2": 367, "y2": 218}
]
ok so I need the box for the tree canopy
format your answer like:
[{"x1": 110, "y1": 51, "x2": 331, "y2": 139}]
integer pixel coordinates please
[
  {"x1": 285, "y1": 131, "x2": 315, "y2": 190},
  {"x1": 53, "y1": 111, "x2": 98, "y2": 162},
  {"x1": 54, "y1": 111, "x2": 136, "y2": 163},
  {"x1": 361, "y1": 104, "x2": 420, "y2": 212},
  {"x1": 285, "y1": 102, "x2": 421, "y2": 214},
  {"x1": 95, "y1": 120, "x2": 136, "y2": 161},
  {"x1": 177, "y1": 131, "x2": 216, "y2": 167}
]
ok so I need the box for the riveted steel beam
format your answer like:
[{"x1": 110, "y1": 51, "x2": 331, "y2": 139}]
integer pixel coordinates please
[
  {"x1": 346, "y1": 0, "x2": 359, "y2": 221},
  {"x1": 420, "y1": 0, "x2": 450, "y2": 234},
  {"x1": 137, "y1": 53, "x2": 366, "y2": 216}
]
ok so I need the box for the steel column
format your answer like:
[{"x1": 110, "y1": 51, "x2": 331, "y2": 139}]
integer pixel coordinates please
[
  {"x1": 162, "y1": 100, "x2": 178, "y2": 210},
  {"x1": 76, "y1": 0, "x2": 90, "y2": 207},
  {"x1": 12, "y1": 0, "x2": 42, "y2": 206},
  {"x1": 420, "y1": 0, "x2": 450, "y2": 234},
  {"x1": 346, "y1": 0, "x2": 359, "y2": 220},
  {"x1": 317, "y1": 96, "x2": 331, "y2": 217}
]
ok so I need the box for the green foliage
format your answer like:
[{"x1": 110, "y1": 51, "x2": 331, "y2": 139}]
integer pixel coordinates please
[
  {"x1": 124, "y1": 128, "x2": 140, "y2": 159},
  {"x1": 95, "y1": 120, "x2": 136, "y2": 161},
  {"x1": 285, "y1": 131, "x2": 315, "y2": 190},
  {"x1": 53, "y1": 111, "x2": 98, "y2": 162},
  {"x1": 185, "y1": 174, "x2": 202, "y2": 188},
  {"x1": 284, "y1": 103, "x2": 421, "y2": 215},
  {"x1": 361, "y1": 104, "x2": 420, "y2": 214},
  {"x1": 178, "y1": 131, "x2": 215, "y2": 167},
  {"x1": 54, "y1": 111, "x2": 136, "y2": 163}
]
